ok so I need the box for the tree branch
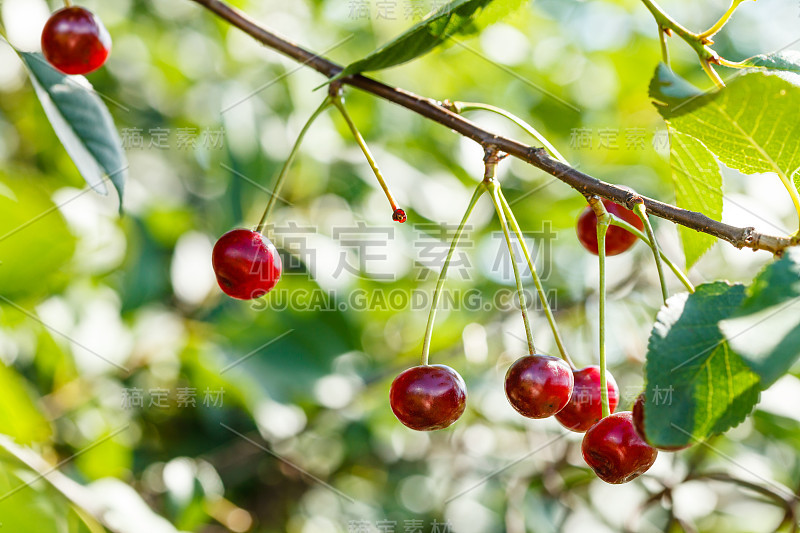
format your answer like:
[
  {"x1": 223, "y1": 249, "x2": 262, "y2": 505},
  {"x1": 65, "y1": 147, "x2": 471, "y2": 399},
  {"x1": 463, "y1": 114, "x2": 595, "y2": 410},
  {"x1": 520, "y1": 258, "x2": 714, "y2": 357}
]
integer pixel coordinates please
[{"x1": 187, "y1": 0, "x2": 794, "y2": 255}]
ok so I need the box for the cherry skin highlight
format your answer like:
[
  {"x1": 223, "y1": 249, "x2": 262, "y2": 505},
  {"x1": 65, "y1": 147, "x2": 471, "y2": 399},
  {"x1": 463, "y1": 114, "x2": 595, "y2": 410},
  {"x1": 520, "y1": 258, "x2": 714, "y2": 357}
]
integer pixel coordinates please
[
  {"x1": 212, "y1": 229, "x2": 282, "y2": 300},
  {"x1": 390, "y1": 364, "x2": 466, "y2": 431},
  {"x1": 632, "y1": 393, "x2": 690, "y2": 451},
  {"x1": 555, "y1": 365, "x2": 619, "y2": 432},
  {"x1": 576, "y1": 199, "x2": 644, "y2": 256},
  {"x1": 41, "y1": 7, "x2": 112, "y2": 75},
  {"x1": 505, "y1": 355, "x2": 574, "y2": 419},
  {"x1": 582, "y1": 411, "x2": 658, "y2": 484}
]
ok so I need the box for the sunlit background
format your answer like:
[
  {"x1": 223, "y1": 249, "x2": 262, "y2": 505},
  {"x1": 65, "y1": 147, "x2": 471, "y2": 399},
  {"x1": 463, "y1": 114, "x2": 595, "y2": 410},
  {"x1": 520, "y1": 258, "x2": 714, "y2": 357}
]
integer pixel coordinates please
[{"x1": 1, "y1": 0, "x2": 800, "y2": 531}]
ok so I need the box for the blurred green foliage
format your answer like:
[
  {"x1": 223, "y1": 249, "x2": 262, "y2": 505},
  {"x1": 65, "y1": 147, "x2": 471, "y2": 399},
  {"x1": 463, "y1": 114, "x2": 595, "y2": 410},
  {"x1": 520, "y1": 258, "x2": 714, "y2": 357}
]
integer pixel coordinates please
[{"x1": 0, "y1": 0, "x2": 799, "y2": 532}]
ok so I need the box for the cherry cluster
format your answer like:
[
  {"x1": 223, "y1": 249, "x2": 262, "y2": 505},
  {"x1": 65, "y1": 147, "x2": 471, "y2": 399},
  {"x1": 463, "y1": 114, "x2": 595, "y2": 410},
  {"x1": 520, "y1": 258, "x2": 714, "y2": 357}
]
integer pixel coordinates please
[{"x1": 389, "y1": 200, "x2": 664, "y2": 485}]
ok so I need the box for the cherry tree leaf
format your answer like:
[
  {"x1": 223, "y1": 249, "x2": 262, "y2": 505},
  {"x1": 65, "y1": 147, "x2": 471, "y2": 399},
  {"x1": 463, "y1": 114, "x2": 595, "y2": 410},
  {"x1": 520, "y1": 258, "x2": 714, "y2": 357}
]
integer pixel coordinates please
[
  {"x1": 643, "y1": 283, "x2": 760, "y2": 449},
  {"x1": 0, "y1": 446, "x2": 71, "y2": 532},
  {"x1": 649, "y1": 65, "x2": 722, "y2": 268},
  {"x1": 652, "y1": 63, "x2": 800, "y2": 204},
  {"x1": 740, "y1": 50, "x2": 800, "y2": 78},
  {"x1": 668, "y1": 130, "x2": 723, "y2": 268},
  {"x1": 331, "y1": 0, "x2": 523, "y2": 81},
  {"x1": 720, "y1": 249, "x2": 800, "y2": 388},
  {"x1": 644, "y1": 251, "x2": 800, "y2": 448},
  {"x1": 19, "y1": 52, "x2": 127, "y2": 207}
]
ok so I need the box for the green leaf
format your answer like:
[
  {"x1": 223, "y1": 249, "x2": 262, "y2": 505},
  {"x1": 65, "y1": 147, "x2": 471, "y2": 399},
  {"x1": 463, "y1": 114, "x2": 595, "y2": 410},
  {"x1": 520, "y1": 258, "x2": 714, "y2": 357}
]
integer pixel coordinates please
[
  {"x1": 668, "y1": 130, "x2": 723, "y2": 268},
  {"x1": 0, "y1": 447, "x2": 70, "y2": 532},
  {"x1": 332, "y1": 0, "x2": 522, "y2": 81},
  {"x1": 0, "y1": 175, "x2": 76, "y2": 299},
  {"x1": 0, "y1": 363, "x2": 52, "y2": 445},
  {"x1": 649, "y1": 63, "x2": 703, "y2": 105},
  {"x1": 643, "y1": 283, "x2": 761, "y2": 449},
  {"x1": 652, "y1": 65, "x2": 800, "y2": 202},
  {"x1": 740, "y1": 50, "x2": 800, "y2": 78},
  {"x1": 720, "y1": 249, "x2": 800, "y2": 387},
  {"x1": 19, "y1": 52, "x2": 127, "y2": 206},
  {"x1": 645, "y1": 251, "x2": 800, "y2": 448}
]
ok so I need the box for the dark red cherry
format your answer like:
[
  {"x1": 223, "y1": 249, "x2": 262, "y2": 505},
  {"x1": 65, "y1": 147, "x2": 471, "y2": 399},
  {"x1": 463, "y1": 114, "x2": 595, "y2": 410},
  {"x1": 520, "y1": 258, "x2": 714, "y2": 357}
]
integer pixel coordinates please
[
  {"x1": 390, "y1": 364, "x2": 466, "y2": 431},
  {"x1": 212, "y1": 229, "x2": 282, "y2": 300},
  {"x1": 555, "y1": 366, "x2": 619, "y2": 432},
  {"x1": 505, "y1": 355, "x2": 574, "y2": 419},
  {"x1": 576, "y1": 199, "x2": 644, "y2": 256},
  {"x1": 582, "y1": 411, "x2": 658, "y2": 484},
  {"x1": 41, "y1": 7, "x2": 111, "y2": 75},
  {"x1": 632, "y1": 393, "x2": 690, "y2": 451}
]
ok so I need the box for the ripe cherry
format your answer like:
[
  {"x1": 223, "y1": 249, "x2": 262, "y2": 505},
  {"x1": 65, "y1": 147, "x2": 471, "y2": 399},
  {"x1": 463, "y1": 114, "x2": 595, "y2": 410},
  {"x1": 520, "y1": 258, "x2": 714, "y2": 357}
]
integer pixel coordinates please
[
  {"x1": 41, "y1": 7, "x2": 111, "y2": 75},
  {"x1": 576, "y1": 199, "x2": 644, "y2": 256},
  {"x1": 555, "y1": 366, "x2": 619, "y2": 432},
  {"x1": 582, "y1": 411, "x2": 658, "y2": 484},
  {"x1": 390, "y1": 364, "x2": 466, "y2": 431},
  {"x1": 505, "y1": 355, "x2": 574, "y2": 419},
  {"x1": 212, "y1": 229, "x2": 282, "y2": 300},
  {"x1": 632, "y1": 393, "x2": 690, "y2": 451}
]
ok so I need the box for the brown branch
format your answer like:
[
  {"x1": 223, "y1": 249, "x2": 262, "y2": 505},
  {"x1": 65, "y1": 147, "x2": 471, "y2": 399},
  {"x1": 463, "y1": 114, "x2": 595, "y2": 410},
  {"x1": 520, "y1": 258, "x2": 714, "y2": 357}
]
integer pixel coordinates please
[{"x1": 188, "y1": 0, "x2": 794, "y2": 255}]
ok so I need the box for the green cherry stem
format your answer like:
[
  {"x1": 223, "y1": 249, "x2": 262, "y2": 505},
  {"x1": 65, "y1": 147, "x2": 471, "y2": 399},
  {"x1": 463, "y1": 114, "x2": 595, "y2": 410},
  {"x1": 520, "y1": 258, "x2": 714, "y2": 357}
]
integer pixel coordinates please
[
  {"x1": 332, "y1": 96, "x2": 404, "y2": 220},
  {"x1": 420, "y1": 184, "x2": 485, "y2": 366},
  {"x1": 587, "y1": 197, "x2": 611, "y2": 419},
  {"x1": 596, "y1": 212, "x2": 611, "y2": 420},
  {"x1": 639, "y1": 0, "x2": 725, "y2": 87},
  {"x1": 497, "y1": 189, "x2": 575, "y2": 369},
  {"x1": 256, "y1": 97, "x2": 332, "y2": 233},
  {"x1": 486, "y1": 177, "x2": 535, "y2": 355},
  {"x1": 608, "y1": 215, "x2": 695, "y2": 293},
  {"x1": 633, "y1": 202, "x2": 669, "y2": 304},
  {"x1": 658, "y1": 27, "x2": 670, "y2": 65},
  {"x1": 448, "y1": 102, "x2": 570, "y2": 166},
  {"x1": 701, "y1": 59, "x2": 725, "y2": 89},
  {"x1": 697, "y1": 0, "x2": 750, "y2": 41}
]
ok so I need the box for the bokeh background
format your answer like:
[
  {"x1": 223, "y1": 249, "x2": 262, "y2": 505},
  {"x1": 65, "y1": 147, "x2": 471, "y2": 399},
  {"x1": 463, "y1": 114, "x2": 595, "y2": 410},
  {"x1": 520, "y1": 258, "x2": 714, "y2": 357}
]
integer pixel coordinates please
[{"x1": 1, "y1": 0, "x2": 800, "y2": 531}]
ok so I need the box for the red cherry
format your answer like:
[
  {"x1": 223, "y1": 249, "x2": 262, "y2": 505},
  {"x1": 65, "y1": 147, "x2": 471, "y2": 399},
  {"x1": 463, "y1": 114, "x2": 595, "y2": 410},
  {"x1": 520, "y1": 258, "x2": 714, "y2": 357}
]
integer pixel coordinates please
[
  {"x1": 576, "y1": 199, "x2": 644, "y2": 256},
  {"x1": 632, "y1": 393, "x2": 690, "y2": 451},
  {"x1": 390, "y1": 365, "x2": 466, "y2": 431},
  {"x1": 212, "y1": 229, "x2": 282, "y2": 300},
  {"x1": 41, "y1": 7, "x2": 111, "y2": 75},
  {"x1": 582, "y1": 411, "x2": 658, "y2": 484},
  {"x1": 555, "y1": 366, "x2": 619, "y2": 432},
  {"x1": 504, "y1": 355, "x2": 574, "y2": 419}
]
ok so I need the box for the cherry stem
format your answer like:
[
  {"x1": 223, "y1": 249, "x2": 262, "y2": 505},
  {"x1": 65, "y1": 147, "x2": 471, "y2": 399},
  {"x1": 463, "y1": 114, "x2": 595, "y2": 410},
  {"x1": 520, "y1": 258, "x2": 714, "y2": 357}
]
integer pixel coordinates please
[
  {"x1": 697, "y1": 0, "x2": 748, "y2": 40},
  {"x1": 701, "y1": 59, "x2": 725, "y2": 89},
  {"x1": 256, "y1": 96, "x2": 332, "y2": 233},
  {"x1": 448, "y1": 101, "x2": 570, "y2": 166},
  {"x1": 497, "y1": 189, "x2": 575, "y2": 369},
  {"x1": 639, "y1": 0, "x2": 727, "y2": 87},
  {"x1": 486, "y1": 176, "x2": 535, "y2": 356},
  {"x1": 64, "y1": 0, "x2": 72, "y2": 6},
  {"x1": 420, "y1": 184, "x2": 485, "y2": 366},
  {"x1": 772, "y1": 171, "x2": 800, "y2": 235},
  {"x1": 658, "y1": 26, "x2": 670, "y2": 65},
  {"x1": 588, "y1": 197, "x2": 611, "y2": 419},
  {"x1": 332, "y1": 96, "x2": 402, "y2": 218},
  {"x1": 608, "y1": 214, "x2": 695, "y2": 293},
  {"x1": 633, "y1": 202, "x2": 669, "y2": 304}
]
